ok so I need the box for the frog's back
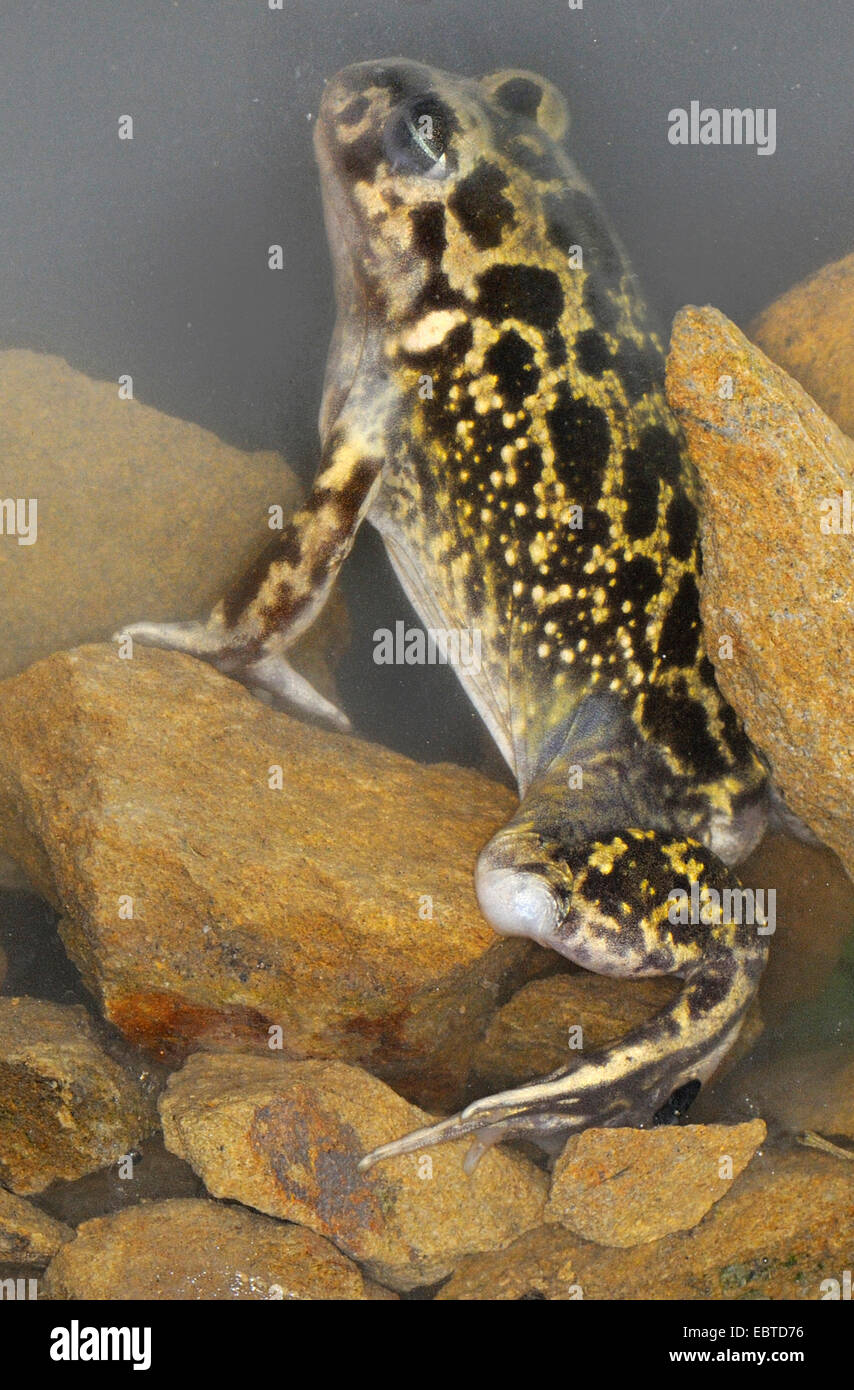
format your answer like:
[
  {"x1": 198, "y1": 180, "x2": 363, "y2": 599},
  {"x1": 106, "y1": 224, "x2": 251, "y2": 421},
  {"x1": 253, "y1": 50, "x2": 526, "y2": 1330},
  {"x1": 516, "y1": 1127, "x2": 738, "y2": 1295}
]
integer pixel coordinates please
[{"x1": 319, "y1": 60, "x2": 756, "y2": 802}]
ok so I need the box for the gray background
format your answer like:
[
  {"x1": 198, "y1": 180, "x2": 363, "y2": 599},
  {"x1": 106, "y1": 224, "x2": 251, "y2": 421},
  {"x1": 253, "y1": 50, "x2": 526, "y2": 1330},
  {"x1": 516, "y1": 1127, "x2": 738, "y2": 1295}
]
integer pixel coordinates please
[{"x1": 2, "y1": 0, "x2": 851, "y2": 763}]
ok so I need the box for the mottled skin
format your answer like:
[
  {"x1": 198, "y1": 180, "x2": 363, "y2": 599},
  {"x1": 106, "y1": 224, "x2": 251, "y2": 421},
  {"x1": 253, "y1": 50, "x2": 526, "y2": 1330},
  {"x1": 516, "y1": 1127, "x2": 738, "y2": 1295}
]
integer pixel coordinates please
[{"x1": 122, "y1": 60, "x2": 772, "y2": 1167}]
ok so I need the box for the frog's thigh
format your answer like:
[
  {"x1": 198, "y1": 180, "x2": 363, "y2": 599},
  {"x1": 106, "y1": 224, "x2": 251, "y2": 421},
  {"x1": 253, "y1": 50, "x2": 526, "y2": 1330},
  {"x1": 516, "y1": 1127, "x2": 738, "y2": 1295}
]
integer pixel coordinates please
[{"x1": 118, "y1": 437, "x2": 383, "y2": 721}]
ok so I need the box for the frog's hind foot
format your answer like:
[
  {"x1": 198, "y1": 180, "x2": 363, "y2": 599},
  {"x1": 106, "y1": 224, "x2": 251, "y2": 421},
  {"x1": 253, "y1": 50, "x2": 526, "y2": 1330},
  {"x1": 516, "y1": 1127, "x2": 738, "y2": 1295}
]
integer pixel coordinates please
[
  {"x1": 114, "y1": 616, "x2": 351, "y2": 731},
  {"x1": 363, "y1": 821, "x2": 770, "y2": 1170}
]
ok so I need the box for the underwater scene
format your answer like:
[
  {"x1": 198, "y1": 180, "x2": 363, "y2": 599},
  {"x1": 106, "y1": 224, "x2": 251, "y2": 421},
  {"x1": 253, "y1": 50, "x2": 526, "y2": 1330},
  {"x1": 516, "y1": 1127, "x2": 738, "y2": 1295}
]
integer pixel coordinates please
[{"x1": 1, "y1": 0, "x2": 853, "y2": 1336}]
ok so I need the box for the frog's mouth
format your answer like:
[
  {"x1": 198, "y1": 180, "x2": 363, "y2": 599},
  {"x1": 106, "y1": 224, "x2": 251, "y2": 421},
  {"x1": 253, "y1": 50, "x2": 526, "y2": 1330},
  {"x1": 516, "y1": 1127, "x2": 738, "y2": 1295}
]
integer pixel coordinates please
[{"x1": 313, "y1": 102, "x2": 371, "y2": 444}]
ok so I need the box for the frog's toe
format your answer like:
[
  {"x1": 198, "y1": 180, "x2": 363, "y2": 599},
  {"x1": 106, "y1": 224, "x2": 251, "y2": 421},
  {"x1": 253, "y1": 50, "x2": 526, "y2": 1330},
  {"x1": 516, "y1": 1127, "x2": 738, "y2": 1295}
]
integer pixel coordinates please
[
  {"x1": 244, "y1": 649, "x2": 351, "y2": 731},
  {"x1": 115, "y1": 620, "x2": 351, "y2": 731},
  {"x1": 114, "y1": 617, "x2": 219, "y2": 656}
]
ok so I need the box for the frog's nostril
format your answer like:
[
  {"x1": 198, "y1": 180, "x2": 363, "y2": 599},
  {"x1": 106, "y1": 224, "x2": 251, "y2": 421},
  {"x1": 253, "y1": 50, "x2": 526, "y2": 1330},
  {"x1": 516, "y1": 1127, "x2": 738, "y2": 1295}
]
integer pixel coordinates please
[{"x1": 475, "y1": 859, "x2": 560, "y2": 943}]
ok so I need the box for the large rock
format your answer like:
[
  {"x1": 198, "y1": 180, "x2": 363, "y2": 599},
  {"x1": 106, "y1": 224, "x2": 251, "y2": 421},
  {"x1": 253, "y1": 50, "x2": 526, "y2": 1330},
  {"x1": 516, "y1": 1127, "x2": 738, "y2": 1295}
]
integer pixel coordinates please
[
  {"x1": 0, "y1": 643, "x2": 538, "y2": 1108},
  {"x1": 468, "y1": 973, "x2": 677, "y2": 1097},
  {"x1": 159, "y1": 1053, "x2": 547, "y2": 1292},
  {"x1": 0, "y1": 997, "x2": 156, "y2": 1194},
  {"x1": 0, "y1": 348, "x2": 344, "y2": 699},
  {"x1": 667, "y1": 306, "x2": 854, "y2": 879},
  {"x1": 546, "y1": 1121, "x2": 766, "y2": 1247},
  {"x1": 43, "y1": 1197, "x2": 391, "y2": 1300},
  {"x1": 750, "y1": 251, "x2": 854, "y2": 437},
  {"x1": 0, "y1": 1189, "x2": 73, "y2": 1266},
  {"x1": 439, "y1": 1148, "x2": 854, "y2": 1300}
]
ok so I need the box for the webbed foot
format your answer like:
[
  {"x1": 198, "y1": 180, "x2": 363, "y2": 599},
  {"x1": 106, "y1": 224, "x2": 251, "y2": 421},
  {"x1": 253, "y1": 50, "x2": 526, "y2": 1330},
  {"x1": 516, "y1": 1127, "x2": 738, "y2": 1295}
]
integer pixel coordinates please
[{"x1": 114, "y1": 616, "x2": 351, "y2": 731}]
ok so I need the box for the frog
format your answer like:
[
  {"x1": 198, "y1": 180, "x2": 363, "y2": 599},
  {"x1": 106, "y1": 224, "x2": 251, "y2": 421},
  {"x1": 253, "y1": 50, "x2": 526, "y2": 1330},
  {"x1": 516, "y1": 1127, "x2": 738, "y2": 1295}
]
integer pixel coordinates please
[{"x1": 121, "y1": 58, "x2": 773, "y2": 1171}]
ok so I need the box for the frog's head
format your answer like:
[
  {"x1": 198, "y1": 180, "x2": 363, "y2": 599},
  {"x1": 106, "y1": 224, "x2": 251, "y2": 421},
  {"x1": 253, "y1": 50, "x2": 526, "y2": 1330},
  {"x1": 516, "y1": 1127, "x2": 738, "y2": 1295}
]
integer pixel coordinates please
[{"x1": 313, "y1": 59, "x2": 572, "y2": 436}]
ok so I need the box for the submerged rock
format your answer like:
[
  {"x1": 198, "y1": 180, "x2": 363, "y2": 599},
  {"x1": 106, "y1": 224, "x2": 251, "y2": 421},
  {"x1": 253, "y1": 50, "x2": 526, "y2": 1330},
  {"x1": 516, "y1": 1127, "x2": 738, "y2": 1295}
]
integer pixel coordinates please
[
  {"x1": 0, "y1": 997, "x2": 156, "y2": 1194},
  {"x1": 750, "y1": 251, "x2": 854, "y2": 438},
  {"x1": 159, "y1": 1053, "x2": 547, "y2": 1292},
  {"x1": 42, "y1": 1197, "x2": 390, "y2": 1300},
  {"x1": 0, "y1": 1189, "x2": 73, "y2": 1266},
  {"x1": 440, "y1": 1148, "x2": 854, "y2": 1300},
  {"x1": 0, "y1": 643, "x2": 542, "y2": 1110},
  {"x1": 667, "y1": 306, "x2": 854, "y2": 879},
  {"x1": 0, "y1": 348, "x2": 345, "y2": 701},
  {"x1": 469, "y1": 973, "x2": 678, "y2": 1097},
  {"x1": 546, "y1": 1121, "x2": 766, "y2": 1247}
]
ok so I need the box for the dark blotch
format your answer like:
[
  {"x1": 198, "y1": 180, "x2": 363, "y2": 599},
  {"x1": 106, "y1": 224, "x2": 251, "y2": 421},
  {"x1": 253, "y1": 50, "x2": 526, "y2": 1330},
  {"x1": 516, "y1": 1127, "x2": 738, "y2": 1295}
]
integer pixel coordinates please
[
  {"x1": 575, "y1": 328, "x2": 611, "y2": 378},
  {"x1": 613, "y1": 339, "x2": 663, "y2": 403},
  {"x1": 622, "y1": 443, "x2": 661, "y2": 540},
  {"x1": 409, "y1": 203, "x2": 446, "y2": 259},
  {"x1": 636, "y1": 424, "x2": 683, "y2": 485},
  {"x1": 449, "y1": 162, "x2": 516, "y2": 250},
  {"x1": 483, "y1": 329, "x2": 540, "y2": 410},
  {"x1": 338, "y1": 130, "x2": 385, "y2": 183},
  {"x1": 547, "y1": 381, "x2": 612, "y2": 508},
  {"x1": 477, "y1": 263, "x2": 564, "y2": 332},
  {"x1": 579, "y1": 505, "x2": 611, "y2": 548},
  {"x1": 492, "y1": 77, "x2": 543, "y2": 119},
  {"x1": 657, "y1": 572, "x2": 701, "y2": 668},
  {"x1": 665, "y1": 492, "x2": 698, "y2": 562},
  {"x1": 642, "y1": 688, "x2": 728, "y2": 778},
  {"x1": 612, "y1": 554, "x2": 661, "y2": 611},
  {"x1": 546, "y1": 329, "x2": 567, "y2": 367}
]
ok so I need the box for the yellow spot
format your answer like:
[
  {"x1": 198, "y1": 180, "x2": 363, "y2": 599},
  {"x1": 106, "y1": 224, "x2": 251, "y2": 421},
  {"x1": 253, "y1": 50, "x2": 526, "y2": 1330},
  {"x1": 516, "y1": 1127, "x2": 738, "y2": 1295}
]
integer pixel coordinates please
[{"x1": 588, "y1": 837, "x2": 628, "y2": 873}]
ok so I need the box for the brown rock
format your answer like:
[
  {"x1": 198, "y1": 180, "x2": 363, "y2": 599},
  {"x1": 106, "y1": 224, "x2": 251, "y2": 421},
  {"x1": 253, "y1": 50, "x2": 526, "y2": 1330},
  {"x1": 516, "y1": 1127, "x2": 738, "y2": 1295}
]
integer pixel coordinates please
[
  {"x1": 0, "y1": 997, "x2": 156, "y2": 1194},
  {"x1": 159, "y1": 1053, "x2": 547, "y2": 1292},
  {"x1": 0, "y1": 349, "x2": 345, "y2": 705},
  {"x1": 667, "y1": 306, "x2": 854, "y2": 879},
  {"x1": 469, "y1": 972, "x2": 761, "y2": 1102},
  {"x1": 0, "y1": 1189, "x2": 73, "y2": 1266},
  {"x1": 546, "y1": 1121, "x2": 766, "y2": 1247},
  {"x1": 440, "y1": 1148, "x2": 854, "y2": 1299},
  {"x1": 750, "y1": 252, "x2": 854, "y2": 437},
  {"x1": 43, "y1": 1197, "x2": 388, "y2": 1300},
  {"x1": 469, "y1": 973, "x2": 678, "y2": 1096},
  {"x1": 0, "y1": 644, "x2": 539, "y2": 1109}
]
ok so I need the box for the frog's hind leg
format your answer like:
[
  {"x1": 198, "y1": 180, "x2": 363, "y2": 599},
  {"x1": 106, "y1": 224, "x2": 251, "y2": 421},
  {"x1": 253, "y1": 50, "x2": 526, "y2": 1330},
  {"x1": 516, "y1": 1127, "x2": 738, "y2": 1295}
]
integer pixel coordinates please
[
  {"x1": 117, "y1": 431, "x2": 382, "y2": 724},
  {"x1": 359, "y1": 826, "x2": 769, "y2": 1169}
]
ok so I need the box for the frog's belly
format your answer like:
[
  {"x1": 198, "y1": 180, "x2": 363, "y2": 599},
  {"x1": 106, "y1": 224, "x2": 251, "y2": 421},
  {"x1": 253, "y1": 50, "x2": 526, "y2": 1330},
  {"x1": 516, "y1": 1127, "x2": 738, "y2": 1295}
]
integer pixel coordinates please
[{"x1": 370, "y1": 504, "x2": 526, "y2": 781}]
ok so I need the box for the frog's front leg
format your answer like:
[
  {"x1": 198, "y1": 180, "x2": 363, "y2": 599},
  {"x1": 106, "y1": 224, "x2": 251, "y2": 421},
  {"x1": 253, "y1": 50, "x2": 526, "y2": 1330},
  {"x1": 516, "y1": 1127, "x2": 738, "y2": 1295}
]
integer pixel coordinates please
[
  {"x1": 117, "y1": 422, "x2": 383, "y2": 727},
  {"x1": 359, "y1": 806, "x2": 769, "y2": 1171}
]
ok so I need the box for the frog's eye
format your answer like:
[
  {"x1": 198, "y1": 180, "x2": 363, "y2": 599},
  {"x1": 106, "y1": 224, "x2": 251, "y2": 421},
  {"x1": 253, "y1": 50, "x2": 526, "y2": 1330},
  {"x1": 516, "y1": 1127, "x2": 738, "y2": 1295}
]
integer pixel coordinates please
[{"x1": 382, "y1": 95, "x2": 455, "y2": 180}]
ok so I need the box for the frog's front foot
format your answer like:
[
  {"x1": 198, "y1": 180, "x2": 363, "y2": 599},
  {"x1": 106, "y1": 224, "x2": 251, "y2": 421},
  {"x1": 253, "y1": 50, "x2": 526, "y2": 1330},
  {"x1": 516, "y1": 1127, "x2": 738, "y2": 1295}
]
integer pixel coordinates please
[{"x1": 114, "y1": 615, "x2": 351, "y2": 731}]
